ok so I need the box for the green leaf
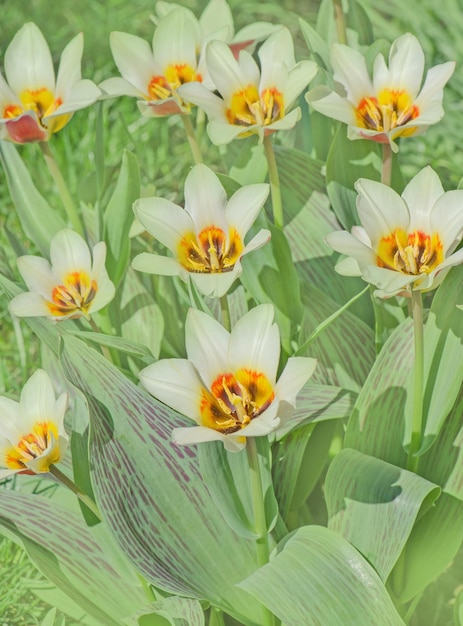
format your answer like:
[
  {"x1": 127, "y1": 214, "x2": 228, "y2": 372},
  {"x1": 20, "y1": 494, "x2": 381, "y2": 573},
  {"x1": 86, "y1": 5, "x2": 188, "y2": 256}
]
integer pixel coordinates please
[
  {"x1": 240, "y1": 525, "x2": 405, "y2": 626},
  {"x1": 127, "y1": 597, "x2": 206, "y2": 626},
  {"x1": 420, "y1": 266, "x2": 463, "y2": 452},
  {"x1": 345, "y1": 318, "x2": 413, "y2": 467},
  {"x1": 59, "y1": 335, "x2": 266, "y2": 626},
  {"x1": 0, "y1": 140, "x2": 65, "y2": 256},
  {"x1": 299, "y1": 17, "x2": 331, "y2": 70},
  {"x1": 273, "y1": 420, "x2": 339, "y2": 528},
  {"x1": 0, "y1": 491, "x2": 146, "y2": 625},
  {"x1": 66, "y1": 329, "x2": 154, "y2": 362},
  {"x1": 103, "y1": 150, "x2": 141, "y2": 286},
  {"x1": 325, "y1": 448, "x2": 440, "y2": 581},
  {"x1": 389, "y1": 493, "x2": 463, "y2": 604},
  {"x1": 298, "y1": 285, "x2": 375, "y2": 391},
  {"x1": 198, "y1": 437, "x2": 278, "y2": 540},
  {"x1": 276, "y1": 383, "x2": 355, "y2": 438}
]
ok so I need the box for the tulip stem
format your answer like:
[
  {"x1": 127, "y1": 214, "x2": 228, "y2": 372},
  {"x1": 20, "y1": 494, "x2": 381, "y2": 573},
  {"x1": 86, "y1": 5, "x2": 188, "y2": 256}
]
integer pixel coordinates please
[
  {"x1": 40, "y1": 142, "x2": 84, "y2": 236},
  {"x1": 246, "y1": 438, "x2": 276, "y2": 626},
  {"x1": 407, "y1": 289, "x2": 424, "y2": 473},
  {"x1": 381, "y1": 142, "x2": 393, "y2": 186},
  {"x1": 333, "y1": 0, "x2": 348, "y2": 45},
  {"x1": 263, "y1": 134, "x2": 283, "y2": 229},
  {"x1": 181, "y1": 113, "x2": 203, "y2": 164},
  {"x1": 49, "y1": 464, "x2": 101, "y2": 520}
]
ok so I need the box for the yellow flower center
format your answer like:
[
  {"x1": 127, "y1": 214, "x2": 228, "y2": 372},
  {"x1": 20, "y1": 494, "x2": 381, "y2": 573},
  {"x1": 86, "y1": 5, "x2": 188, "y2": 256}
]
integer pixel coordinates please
[
  {"x1": 177, "y1": 226, "x2": 243, "y2": 273},
  {"x1": 147, "y1": 64, "x2": 202, "y2": 100},
  {"x1": 355, "y1": 89, "x2": 419, "y2": 136},
  {"x1": 47, "y1": 271, "x2": 98, "y2": 318},
  {"x1": 377, "y1": 229, "x2": 443, "y2": 275},
  {"x1": 3, "y1": 87, "x2": 69, "y2": 133},
  {"x1": 5, "y1": 421, "x2": 60, "y2": 472},
  {"x1": 200, "y1": 369, "x2": 275, "y2": 434},
  {"x1": 226, "y1": 84, "x2": 284, "y2": 127}
]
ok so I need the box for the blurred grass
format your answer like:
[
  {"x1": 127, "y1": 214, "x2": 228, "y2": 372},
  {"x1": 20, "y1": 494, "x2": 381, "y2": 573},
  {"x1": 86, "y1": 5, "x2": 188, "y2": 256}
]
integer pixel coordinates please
[{"x1": 1, "y1": 0, "x2": 463, "y2": 622}]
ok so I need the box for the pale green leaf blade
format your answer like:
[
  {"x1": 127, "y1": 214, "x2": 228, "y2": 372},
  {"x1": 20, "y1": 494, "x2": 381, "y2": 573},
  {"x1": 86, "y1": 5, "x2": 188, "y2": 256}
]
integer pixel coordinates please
[
  {"x1": 59, "y1": 335, "x2": 264, "y2": 625},
  {"x1": 325, "y1": 448, "x2": 440, "y2": 581},
  {"x1": 0, "y1": 141, "x2": 66, "y2": 256},
  {"x1": 127, "y1": 597, "x2": 205, "y2": 626},
  {"x1": 240, "y1": 525, "x2": 405, "y2": 626},
  {"x1": 0, "y1": 491, "x2": 146, "y2": 625}
]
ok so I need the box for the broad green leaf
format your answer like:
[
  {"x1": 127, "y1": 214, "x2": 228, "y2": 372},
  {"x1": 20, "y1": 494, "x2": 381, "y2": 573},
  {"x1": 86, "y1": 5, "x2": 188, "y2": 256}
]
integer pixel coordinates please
[
  {"x1": 198, "y1": 437, "x2": 278, "y2": 540},
  {"x1": 298, "y1": 285, "x2": 375, "y2": 391},
  {"x1": 299, "y1": 17, "x2": 331, "y2": 70},
  {"x1": 103, "y1": 150, "x2": 141, "y2": 286},
  {"x1": 276, "y1": 383, "x2": 355, "y2": 438},
  {"x1": 420, "y1": 266, "x2": 463, "y2": 452},
  {"x1": 325, "y1": 448, "x2": 440, "y2": 581},
  {"x1": 346, "y1": 0, "x2": 374, "y2": 44},
  {"x1": 127, "y1": 597, "x2": 206, "y2": 626},
  {"x1": 66, "y1": 329, "x2": 154, "y2": 362},
  {"x1": 59, "y1": 335, "x2": 265, "y2": 625},
  {"x1": 0, "y1": 491, "x2": 146, "y2": 625},
  {"x1": 389, "y1": 493, "x2": 463, "y2": 604},
  {"x1": 240, "y1": 525, "x2": 405, "y2": 626},
  {"x1": 0, "y1": 140, "x2": 65, "y2": 256},
  {"x1": 345, "y1": 318, "x2": 413, "y2": 467},
  {"x1": 40, "y1": 608, "x2": 66, "y2": 626},
  {"x1": 273, "y1": 420, "x2": 339, "y2": 528}
]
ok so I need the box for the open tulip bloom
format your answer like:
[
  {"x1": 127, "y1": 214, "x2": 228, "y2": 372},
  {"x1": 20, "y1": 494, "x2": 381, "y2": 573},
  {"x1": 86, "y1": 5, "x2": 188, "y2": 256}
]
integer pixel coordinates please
[
  {"x1": 132, "y1": 163, "x2": 271, "y2": 298},
  {"x1": 177, "y1": 27, "x2": 318, "y2": 144},
  {"x1": 0, "y1": 22, "x2": 101, "y2": 144},
  {"x1": 140, "y1": 305, "x2": 317, "y2": 452},
  {"x1": 0, "y1": 370, "x2": 68, "y2": 480},
  {"x1": 9, "y1": 229, "x2": 115, "y2": 321},
  {"x1": 306, "y1": 33, "x2": 455, "y2": 152},
  {"x1": 326, "y1": 167, "x2": 463, "y2": 298},
  {"x1": 100, "y1": 7, "x2": 206, "y2": 117}
]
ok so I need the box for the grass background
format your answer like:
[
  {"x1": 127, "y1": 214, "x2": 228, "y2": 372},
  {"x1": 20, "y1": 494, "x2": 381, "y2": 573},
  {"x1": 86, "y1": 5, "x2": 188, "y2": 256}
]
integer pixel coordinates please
[{"x1": 1, "y1": 0, "x2": 463, "y2": 623}]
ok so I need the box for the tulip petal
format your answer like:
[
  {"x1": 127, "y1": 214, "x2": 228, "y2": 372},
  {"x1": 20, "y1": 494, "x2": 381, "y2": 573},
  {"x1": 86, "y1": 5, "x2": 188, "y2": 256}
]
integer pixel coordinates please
[
  {"x1": 132, "y1": 253, "x2": 183, "y2": 277},
  {"x1": 134, "y1": 197, "x2": 193, "y2": 250},
  {"x1": 184, "y1": 164, "x2": 228, "y2": 232},
  {"x1": 5, "y1": 23, "x2": 55, "y2": 95},
  {"x1": 186, "y1": 309, "x2": 230, "y2": 386},
  {"x1": 110, "y1": 32, "x2": 157, "y2": 96},
  {"x1": 225, "y1": 184, "x2": 269, "y2": 235}
]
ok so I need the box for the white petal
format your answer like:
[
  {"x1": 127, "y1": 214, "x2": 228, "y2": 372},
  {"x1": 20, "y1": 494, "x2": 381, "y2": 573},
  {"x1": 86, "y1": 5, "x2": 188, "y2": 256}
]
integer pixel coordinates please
[
  {"x1": 284, "y1": 61, "x2": 318, "y2": 110},
  {"x1": 185, "y1": 309, "x2": 230, "y2": 386},
  {"x1": 0, "y1": 396, "x2": 21, "y2": 441},
  {"x1": 99, "y1": 77, "x2": 145, "y2": 98},
  {"x1": 50, "y1": 229, "x2": 92, "y2": 280},
  {"x1": 153, "y1": 7, "x2": 199, "y2": 71},
  {"x1": 430, "y1": 192, "x2": 463, "y2": 252},
  {"x1": 258, "y1": 27, "x2": 295, "y2": 70},
  {"x1": 207, "y1": 119, "x2": 249, "y2": 144},
  {"x1": 266, "y1": 107, "x2": 301, "y2": 132},
  {"x1": 335, "y1": 256, "x2": 362, "y2": 277},
  {"x1": 172, "y1": 425, "x2": 245, "y2": 452},
  {"x1": 5, "y1": 23, "x2": 55, "y2": 95},
  {"x1": 415, "y1": 62, "x2": 455, "y2": 107},
  {"x1": 199, "y1": 0, "x2": 233, "y2": 41},
  {"x1": 48, "y1": 80, "x2": 101, "y2": 117},
  {"x1": 134, "y1": 197, "x2": 193, "y2": 250},
  {"x1": 355, "y1": 179, "x2": 409, "y2": 245},
  {"x1": 275, "y1": 357, "x2": 317, "y2": 408},
  {"x1": 378, "y1": 34, "x2": 425, "y2": 98},
  {"x1": 8, "y1": 292, "x2": 51, "y2": 318},
  {"x1": 402, "y1": 166, "x2": 443, "y2": 231},
  {"x1": 325, "y1": 230, "x2": 376, "y2": 266},
  {"x1": 21, "y1": 370, "x2": 57, "y2": 428},
  {"x1": 225, "y1": 184, "x2": 269, "y2": 235},
  {"x1": 241, "y1": 406, "x2": 280, "y2": 437},
  {"x1": 206, "y1": 39, "x2": 246, "y2": 102},
  {"x1": 132, "y1": 253, "x2": 183, "y2": 277},
  {"x1": 363, "y1": 264, "x2": 416, "y2": 295},
  {"x1": 140, "y1": 358, "x2": 203, "y2": 422},
  {"x1": 306, "y1": 86, "x2": 356, "y2": 125},
  {"x1": 229, "y1": 304, "x2": 279, "y2": 382},
  {"x1": 0, "y1": 69, "x2": 19, "y2": 109},
  {"x1": 242, "y1": 229, "x2": 271, "y2": 257},
  {"x1": 259, "y1": 60, "x2": 287, "y2": 98},
  {"x1": 110, "y1": 32, "x2": 156, "y2": 96},
  {"x1": 184, "y1": 164, "x2": 228, "y2": 232},
  {"x1": 177, "y1": 82, "x2": 227, "y2": 121},
  {"x1": 331, "y1": 43, "x2": 373, "y2": 105},
  {"x1": 90, "y1": 271, "x2": 116, "y2": 314},
  {"x1": 55, "y1": 33, "x2": 83, "y2": 100},
  {"x1": 16, "y1": 255, "x2": 55, "y2": 297},
  {"x1": 191, "y1": 270, "x2": 239, "y2": 298}
]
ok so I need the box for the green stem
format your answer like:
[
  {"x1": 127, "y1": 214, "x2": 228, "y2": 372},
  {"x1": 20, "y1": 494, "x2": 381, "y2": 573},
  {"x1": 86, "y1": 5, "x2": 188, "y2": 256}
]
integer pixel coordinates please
[
  {"x1": 263, "y1": 134, "x2": 283, "y2": 229},
  {"x1": 39, "y1": 142, "x2": 84, "y2": 236},
  {"x1": 246, "y1": 438, "x2": 275, "y2": 626},
  {"x1": 49, "y1": 464, "x2": 101, "y2": 520},
  {"x1": 220, "y1": 294, "x2": 231, "y2": 332},
  {"x1": 181, "y1": 113, "x2": 203, "y2": 164},
  {"x1": 381, "y1": 142, "x2": 393, "y2": 186},
  {"x1": 407, "y1": 289, "x2": 424, "y2": 472},
  {"x1": 333, "y1": 0, "x2": 348, "y2": 44}
]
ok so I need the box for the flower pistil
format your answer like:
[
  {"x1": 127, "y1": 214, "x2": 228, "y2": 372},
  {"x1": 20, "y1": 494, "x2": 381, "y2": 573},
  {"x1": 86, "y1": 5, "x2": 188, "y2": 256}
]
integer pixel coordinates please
[
  {"x1": 227, "y1": 85, "x2": 284, "y2": 127},
  {"x1": 377, "y1": 229, "x2": 443, "y2": 275},
  {"x1": 5, "y1": 421, "x2": 60, "y2": 472},
  {"x1": 177, "y1": 226, "x2": 243, "y2": 273},
  {"x1": 356, "y1": 89, "x2": 419, "y2": 135},
  {"x1": 47, "y1": 271, "x2": 98, "y2": 318}
]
